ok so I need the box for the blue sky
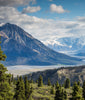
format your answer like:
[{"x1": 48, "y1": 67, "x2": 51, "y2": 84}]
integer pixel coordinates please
[
  {"x1": 0, "y1": 0, "x2": 85, "y2": 47},
  {"x1": 17, "y1": 0, "x2": 85, "y2": 20}
]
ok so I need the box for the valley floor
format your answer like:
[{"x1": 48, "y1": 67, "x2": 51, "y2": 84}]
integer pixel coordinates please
[{"x1": 6, "y1": 65, "x2": 74, "y2": 77}]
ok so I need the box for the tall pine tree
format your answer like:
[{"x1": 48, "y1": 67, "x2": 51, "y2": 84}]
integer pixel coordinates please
[
  {"x1": 71, "y1": 82, "x2": 82, "y2": 100},
  {"x1": 48, "y1": 78, "x2": 51, "y2": 86},
  {"x1": 50, "y1": 86, "x2": 55, "y2": 94},
  {"x1": 24, "y1": 76, "x2": 30, "y2": 99},
  {"x1": 55, "y1": 82, "x2": 67, "y2": 100},
  {"x1": 0, "y1": 36, "x2": 13, "y2": 100},
  {"x1": 38, "y1": 75, "x2": 43, "y2": 87},
  {"x1": 55, "y1": 85, "x2": 62, "y2": 100},
  {"x1": 15, "y1": 76, "x2": 26, "y2": 100},
  {"x1": 64, "y1": 78, "x2": 70, "y2": 88}
]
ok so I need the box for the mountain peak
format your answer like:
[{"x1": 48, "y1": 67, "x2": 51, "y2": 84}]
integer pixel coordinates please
[
  {"x1": 5, "y1": 23, "x2": 11, "y2": 25},
  {"x1": 0, "y1": 23, "x2": 81, "y2": 66},
  {"x1": 0, "y1": 23, "x2": 34, "y2": 42},
  {"x1": 3, "y1": 23, "x2": 18, "y2": 28}
]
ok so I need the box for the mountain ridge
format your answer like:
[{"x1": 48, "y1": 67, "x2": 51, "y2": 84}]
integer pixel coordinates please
[
  {"x1": 46, "y1": 37, "x2": 85, "y2": 56},
  {"x1": 0, "y1": 23, "x2": 81, "y2": 66},
  {"x1": 26, "y1": 65, "x2": 85, "y2": 85}
]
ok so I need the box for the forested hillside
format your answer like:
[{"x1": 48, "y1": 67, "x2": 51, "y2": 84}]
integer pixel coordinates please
[{"x1": 26, "y1": 65, "x2": 85, "y2": 85}]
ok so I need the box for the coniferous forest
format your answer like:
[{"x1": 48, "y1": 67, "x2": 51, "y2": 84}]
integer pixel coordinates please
[{"x1": 0, "y1": 37, "x2": 85, "y2": 100}]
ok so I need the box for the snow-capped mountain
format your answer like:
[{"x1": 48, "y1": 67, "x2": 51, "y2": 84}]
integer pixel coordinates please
[
  {"x1": 46, "y1": 37, "x2": 85, "y2": 56},
  {"x1": 0, "y1": 23, "x2": 81, "y2": 66}
]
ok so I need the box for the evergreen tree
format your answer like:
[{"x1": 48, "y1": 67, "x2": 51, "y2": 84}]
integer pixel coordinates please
[
  {"x1": 82, "y1": 81, "x2": 85, "y2": 100},
  {"x1": 64, "y1": 78, "x2": 70, "y2": 88},
  {"x1": 0, "y1": 42, "x2": 7, "y2": 61},
  {"x1": 55, "y1": 85, "x2": 62, "y2": 100},
  {"x1": 17, "y1": 75, "x2": 19, "y2": 81},
  {"x1": 15, "y1": 76, "x2": 26, "y2": 100},
  {"x1": 55, "y1": 82, "x2": 67, "y2": 100},
  {"x1": 24, "y1": 76, "x2": 30, "y2": 99},
  {"x1": 48, "y1": 78, "x2": 51, "y2": 86},
  {"x1": 50, "y1": 86, "x2": 55, "y2": 94},
  {"x1": 30, "y1": 85, "x2": 33, "y2": 94},
  {"x1": 71, "y1": 82, "x2": 82, "y2": 100},
  {"x1": 11, "y1": 74, "x2": 14, "y2": 83},
  {"x1": 78, "y1": 81, "x2": 80, "y2": 86},
  {"x1": 56, "y1": 81, "x2": 59, "y2": 89},
  {"x1": 0, "y1": 36, "x2": 13, "y2": 100},
  {"x1": 38, "y1": 75, "x2": 43, "y2": 87}
]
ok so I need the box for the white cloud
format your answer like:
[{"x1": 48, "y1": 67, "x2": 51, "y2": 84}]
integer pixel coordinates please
[
  {"x1": 0, "y1": 7, "x2": 85, "y2": 46},
  {"x1": 22, "y1": 6, "x2": 41, "y2": 13},
  {"x1": 50, "y1": 4, "x2": 69, "y2": 13},
  {"x1": 0, "y1": 0, "x2": 36, "y2": 6},
  {"x1": 77, "y1": 17, "x2": 85, "y2": 23}
]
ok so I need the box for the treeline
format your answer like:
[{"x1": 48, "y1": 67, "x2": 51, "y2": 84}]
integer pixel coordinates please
[{"x1": 36, "y1": 75, "x2": 85, "y2": 100}]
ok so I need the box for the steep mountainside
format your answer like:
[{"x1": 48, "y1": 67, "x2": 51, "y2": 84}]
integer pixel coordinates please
[
  {"x1": 26, "y1": 65, "x2": 85, "y2": 85},
  {"x1": 0, "y1": 23, "x2": 81, "y2": 66}
]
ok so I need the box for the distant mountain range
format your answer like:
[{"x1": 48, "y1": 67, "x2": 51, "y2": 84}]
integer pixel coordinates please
[
  {"x1": 46, "y1": 37, "x2": 85, "y2": 56},
  {"x1": 26, "y1": 65, "x2": 85, "y2": 85},
  {"x1": 0, "y1": 23, "x2": 81, "y2": 66}
]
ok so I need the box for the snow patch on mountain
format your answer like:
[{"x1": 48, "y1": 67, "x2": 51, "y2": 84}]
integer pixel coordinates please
[{"x1": 45, "y1": 36, "x2": 85, "y2": 56}]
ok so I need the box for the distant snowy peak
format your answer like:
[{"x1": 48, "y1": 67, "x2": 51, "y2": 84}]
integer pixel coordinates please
[
  {"x1": 44, "y1": 40, "x2": 66, "y2": 46},
  {"x1": 46, "y1": 37, "x2": 85, "y2": 55},
  {"x1": 0, "y1": 23, "x2": 5, "y2": 27}
]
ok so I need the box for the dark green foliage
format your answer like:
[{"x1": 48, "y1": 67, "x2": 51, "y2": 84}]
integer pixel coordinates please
[
  {"x1": 56, "y1": 81, "x2": 59, "y2": 89},
  {"x1": 38, "y1": 75, "x2": 43, "y2": 87},
  {"x1": 55, "y1": 85, "x2": 62, "y2": 100},
  {"x1": 78, "y1": 81, "x2": 80, "y2": 86},
  {"x1": 48, "y1": 78, "x2": 51, "y2": 86},
  {"x1": 24, "y1": 76, "x2": 30, "y2": 99},
  {"x1": 0, "y1": 37, "x2": 13, "y2": 100},
  {"x1": 64, "y1": 78, "x2": 70, "y2": 88},
  {"x1": 36, "y1": 80, "x2": 38, "y2": 83},
  {"x1": 50, "y1": 86, "x2": 55, "y2": 94},
  {"x1": 0, "y1": 46, "x2": 7, "y2": 61},
  {"x1": 11, "y1": 74, "x2": 14, "y2": 83},
  {"x1": 0, "y1": 81, "x2": 13, "y2": 100},
  {"x1": 30, "y1": 85, "x2": 33, "y2": 94},
  {"x1": 71, "y1": 82, "x2": 82, "y2": 100},
  {"x1": 0, "y1": 37, "x2": 7, "y2": 61},
  {"x1": 82, "y1": 81, "x2": 85, "y2": 100},
  {"x1": 15, "y1": 76, "x2": 26, "y2": 100},
  {"x1": 0, "y1": 64, "x2": 7, "y2": 82},
  {"x1": 15, "y1": 75, "x2": 33, "y2": 100},
  {"x1": 9, "y1": 77, "x2": 11, "y2": 85},
  {"x1": 55, "y1": 82, "x2": 68, "y2": 100},
  {"x1": 62, "y1": 90, "x2": 67, "y2": 100}
]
